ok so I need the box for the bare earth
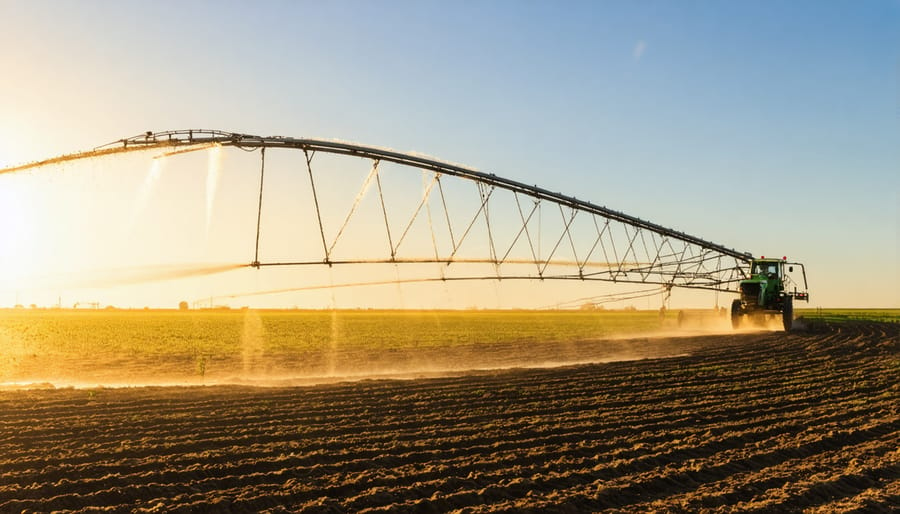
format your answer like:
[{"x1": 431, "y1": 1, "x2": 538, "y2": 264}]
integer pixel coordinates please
[{"x1": 0, "y1": 322, "x2": 897, "y2": 513}]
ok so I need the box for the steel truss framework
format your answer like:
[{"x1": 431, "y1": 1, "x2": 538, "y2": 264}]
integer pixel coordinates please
[{"x1": 1, "y1": 129, "x2": 754, "y2": 292}]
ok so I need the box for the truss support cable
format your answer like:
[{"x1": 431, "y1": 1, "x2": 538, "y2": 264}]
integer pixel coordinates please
[
  {"x1": 372, "y1": 160, "x2": 395, "y2": 260},
  {"x1": 502, "y1": 192, "x2": 539, "y2": 265},
  {"x1": 581, "y1": 214, "x2": 607, "y2": 274},
  {"x1": 436, "y1": 175, "x2": 456, "y2": 251},
  {"x1": 394, "y1": 172, "x2": 437, "y2": 256},
  {"x1": 424, "y1": 174, "x2": 442, "y2": 263},
  {"x1": 562, "y1": 206, "x2": 582, "y2": 277},
  {"x1": 513, "y1": 195, "x2": 542, "y2": 276},
  {"x1": 304, "y1": 149, "x2": 330, "y2": 264},
  {"x1": 329, "y1": 161, "x2": 379, "y2": 257},
  {"x1": 479, "y1": 183, "x2": 499, "y2": 266},
  {"x1": 540, "y1": 204, "x2": 578, "y2": 276},
  {"x1": 449, "y1": 182, "x2": 494, "y2": 260},
  {"x1": 253, "y1": 147, "x2": 266, "y2": 267}
]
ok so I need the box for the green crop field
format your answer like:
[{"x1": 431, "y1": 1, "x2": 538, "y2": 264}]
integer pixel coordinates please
[
  {"x1": 797, "y1": 308, "x2": 900, "y2": 323},
  {"x1": 0, "y1": 308, "x2": 669, "y2": 354},
  {"x1": 0, "y1": 308, "x2": 675, "y2": 385}
]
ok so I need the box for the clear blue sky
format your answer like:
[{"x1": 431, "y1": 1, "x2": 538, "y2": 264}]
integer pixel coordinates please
[{"x1": 0, "y1": 0, "x2": 897, "y2": 308}]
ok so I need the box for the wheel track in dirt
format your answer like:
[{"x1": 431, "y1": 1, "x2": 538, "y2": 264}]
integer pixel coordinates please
[{"x1": 0, "y1": 322, "x2": 896, "y2": 513}]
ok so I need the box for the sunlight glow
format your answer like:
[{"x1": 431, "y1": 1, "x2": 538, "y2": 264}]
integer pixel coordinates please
[{"x1": 0, "y1": 175, "x2": 37, "y2": 292}]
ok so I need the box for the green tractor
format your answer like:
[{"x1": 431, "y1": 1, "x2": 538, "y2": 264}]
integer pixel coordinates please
[{"x1": 731, "y1": 257, "x2": 809, "y2": 331}]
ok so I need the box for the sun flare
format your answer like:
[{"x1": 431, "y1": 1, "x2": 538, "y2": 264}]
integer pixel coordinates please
[{"x1": 0, "y1": 175, "x2": 38, "y2": 291}]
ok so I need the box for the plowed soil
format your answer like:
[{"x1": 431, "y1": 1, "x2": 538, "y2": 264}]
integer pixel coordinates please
[{"x1": 0, "y1": 321, "x2": 897, "y2": 513}]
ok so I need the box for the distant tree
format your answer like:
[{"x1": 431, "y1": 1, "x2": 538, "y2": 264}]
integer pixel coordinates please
[{"x1": 178, "y1": 301, "x2": 189, "y2": 311}]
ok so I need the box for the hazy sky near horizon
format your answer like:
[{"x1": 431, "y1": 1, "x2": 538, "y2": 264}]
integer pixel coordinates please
[{"x1": 0, "y1": 0, "x2": 897, "y2": 308}]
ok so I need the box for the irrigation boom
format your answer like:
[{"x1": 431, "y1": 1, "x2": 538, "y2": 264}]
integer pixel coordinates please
[{"x1": 2, "y1": 129, "x2": 773, "y2": 294}]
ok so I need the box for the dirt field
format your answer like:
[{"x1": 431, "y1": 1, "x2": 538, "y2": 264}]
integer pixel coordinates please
[{"x1": 0, "y1": 321, "x2": 897, "y2": 513}]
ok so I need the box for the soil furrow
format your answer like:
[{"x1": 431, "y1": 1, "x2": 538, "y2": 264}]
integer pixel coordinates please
[{"x1": 0, "y1": 321, "x2": 895, "y2": 512}]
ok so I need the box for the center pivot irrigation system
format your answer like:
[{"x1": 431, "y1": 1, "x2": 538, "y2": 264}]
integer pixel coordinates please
[{"x1": 1, "y1": 129, "x2": 809, "y2": 329}]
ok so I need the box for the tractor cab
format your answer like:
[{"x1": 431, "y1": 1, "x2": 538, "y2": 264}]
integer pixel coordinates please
[{"x1": 751, "y1": 260, "x2": 780, "y2": 279}]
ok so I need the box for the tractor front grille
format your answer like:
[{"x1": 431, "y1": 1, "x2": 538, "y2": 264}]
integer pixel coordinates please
[{"x1": 740, "y1": 282, "x2": 761, "y2": 305}]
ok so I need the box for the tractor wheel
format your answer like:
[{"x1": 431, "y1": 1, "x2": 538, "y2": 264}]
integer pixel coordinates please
[
  {"x1": 730, "y1": 299, "x2": 742, "y2": 329},
  {"x1": 782, "y1": 297, "x2": 793, "y2": 331}
]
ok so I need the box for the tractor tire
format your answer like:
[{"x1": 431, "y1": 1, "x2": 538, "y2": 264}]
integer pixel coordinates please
[
  {"x1": 731, "y1": 299, "x2": 742, "y2": 329},
  {"x1": 782, "y1": 297, "x2": 793, "y2": 331}
]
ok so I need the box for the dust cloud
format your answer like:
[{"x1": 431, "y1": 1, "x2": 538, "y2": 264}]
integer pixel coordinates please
[
  {"x1": 0, "y1": 327, "x2": 732, "y2": 390},
  {"x1": 0, "y1": 306, "x2": 801, "y2": 391},
  {"x1": 240, "y1": 308, "x2": 265, "y2": 376}
]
